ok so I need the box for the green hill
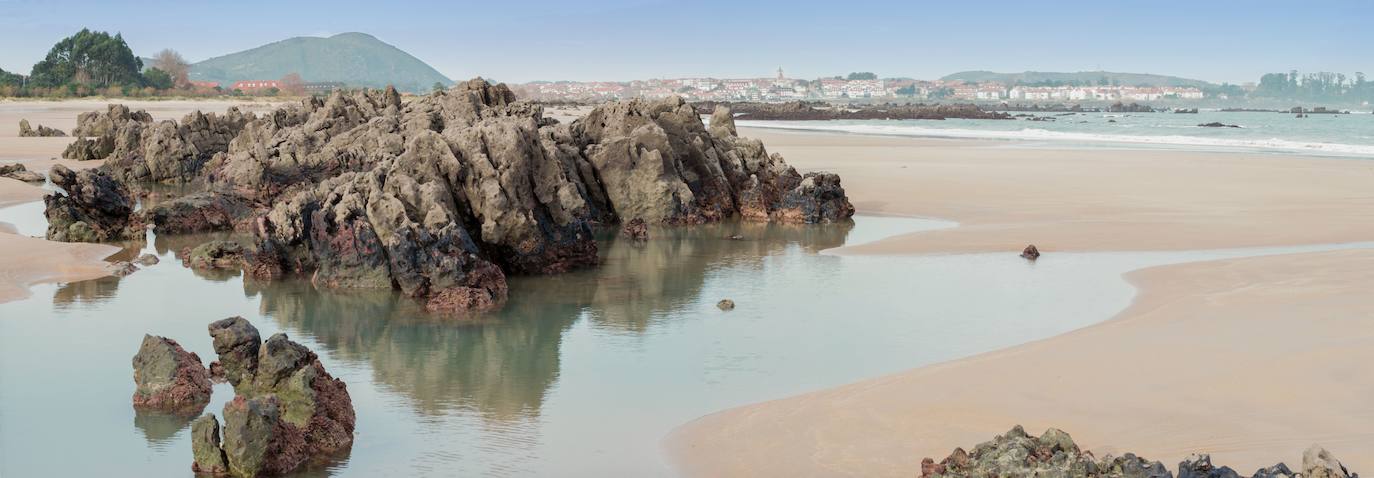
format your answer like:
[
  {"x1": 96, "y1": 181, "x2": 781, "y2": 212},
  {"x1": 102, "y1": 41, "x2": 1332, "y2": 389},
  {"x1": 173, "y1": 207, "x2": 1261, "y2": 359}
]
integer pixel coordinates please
[
  {"x1": 189, "y1": 32, "x2": 451, "y2": 92},
  {"x1": 940, "y1": 70, "x2": 1215, "y2": 88}
]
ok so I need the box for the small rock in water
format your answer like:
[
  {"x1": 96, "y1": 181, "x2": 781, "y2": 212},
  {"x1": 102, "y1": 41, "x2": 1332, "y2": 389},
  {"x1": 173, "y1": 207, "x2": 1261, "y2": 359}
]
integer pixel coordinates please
[
  {"x1": 110, "y1": 261, "x2": 139, "y2": 276},
  {"x1": 717, "y1": 299, "x2": 735, "y2": 311},
  {"x1": 134, "y1": 253, "x2": 160, "y2": 266},
  {"x1": 728, "y1": 234, "x2": 745, "y2": 241},
  {"x1": 1020, "y1": 244, "x2": 1040, "y2": 260},
  {"x1": 620, "y1": 217, "x2": 649, "y2": 241},
  {"x1": 131, "y1": 335, "x2": 212, "y2": 414}
]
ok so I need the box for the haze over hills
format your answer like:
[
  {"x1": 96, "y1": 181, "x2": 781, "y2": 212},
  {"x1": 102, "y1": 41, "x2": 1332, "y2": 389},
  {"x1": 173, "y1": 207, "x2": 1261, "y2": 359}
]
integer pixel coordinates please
[
  {"x1": 940, "y1": 70, "x2": 1217, "y2": 88},
  {"x1": 187, "y1": 32, "x2": 451, "y2": 92}
]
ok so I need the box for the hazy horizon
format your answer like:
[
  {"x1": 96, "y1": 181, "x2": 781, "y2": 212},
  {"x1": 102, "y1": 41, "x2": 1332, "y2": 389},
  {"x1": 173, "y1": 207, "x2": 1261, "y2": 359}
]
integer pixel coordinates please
[{"x1": 1, "y1": 0, "x2": 1370, "y2": 85}]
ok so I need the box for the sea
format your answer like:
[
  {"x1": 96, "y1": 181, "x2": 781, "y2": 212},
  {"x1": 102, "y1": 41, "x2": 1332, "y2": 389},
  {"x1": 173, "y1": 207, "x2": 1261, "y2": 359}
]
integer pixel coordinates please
[{"x1": 738, "y1": 110, "x2": 1374, "y2": 157}]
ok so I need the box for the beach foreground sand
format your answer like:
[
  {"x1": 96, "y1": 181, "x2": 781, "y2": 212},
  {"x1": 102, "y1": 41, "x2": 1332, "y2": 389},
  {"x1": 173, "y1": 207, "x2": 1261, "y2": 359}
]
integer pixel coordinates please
[{"x1": 668, "y1": 128, "x2": 1374, "y2": 475}]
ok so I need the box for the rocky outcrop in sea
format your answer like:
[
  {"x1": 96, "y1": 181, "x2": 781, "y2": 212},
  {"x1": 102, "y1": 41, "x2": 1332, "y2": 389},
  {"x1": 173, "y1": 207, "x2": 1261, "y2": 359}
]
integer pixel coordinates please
[
  {"x1": 0, "y1": 163, "x2": 44, "y2": 183},
  {"x1": 131, "y1": 335, "x2": 212, "y2": 414},
  {"x1": 44, "y1": 164, "x2": 141, "y2": 242},
  {"x1": 46, "y1": 79, "x2": 854, "y2": 312},
  {"x1": 194, "y1": 317, "x2": 356, "y2": 477},
  {"x1": 920, "y1": 426, "x2": 1359, "y2": 478}
]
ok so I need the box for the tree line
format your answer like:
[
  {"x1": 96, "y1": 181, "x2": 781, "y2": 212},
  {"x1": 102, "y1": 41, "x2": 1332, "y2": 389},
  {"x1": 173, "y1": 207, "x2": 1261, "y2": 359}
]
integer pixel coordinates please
[
  {"x1": 1254, "y1": 70, "x2": 1373, "y2": 102},
  {"x1": 0, "y1": 29, "x2": 308, "y2": 98}
]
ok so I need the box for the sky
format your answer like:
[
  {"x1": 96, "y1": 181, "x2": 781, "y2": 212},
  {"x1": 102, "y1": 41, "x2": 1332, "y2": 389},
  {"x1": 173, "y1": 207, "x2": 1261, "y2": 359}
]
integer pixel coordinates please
[{"x1": 1, "y1": 0, "x2": 1370, "y2": 85}]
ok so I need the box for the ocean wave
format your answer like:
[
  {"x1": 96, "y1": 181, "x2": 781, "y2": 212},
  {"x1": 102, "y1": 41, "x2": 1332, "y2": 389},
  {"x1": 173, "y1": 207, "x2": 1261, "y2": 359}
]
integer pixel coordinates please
[{"x1": 737, "y1": 121, "x2": 1374, "y2": 157}]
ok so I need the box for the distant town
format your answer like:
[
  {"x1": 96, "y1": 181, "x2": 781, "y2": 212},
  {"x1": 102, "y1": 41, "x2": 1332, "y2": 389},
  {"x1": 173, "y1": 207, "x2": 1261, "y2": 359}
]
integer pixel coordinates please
[{"x1": 509, "y1": 68, "x2": 1208, "y2": 103}]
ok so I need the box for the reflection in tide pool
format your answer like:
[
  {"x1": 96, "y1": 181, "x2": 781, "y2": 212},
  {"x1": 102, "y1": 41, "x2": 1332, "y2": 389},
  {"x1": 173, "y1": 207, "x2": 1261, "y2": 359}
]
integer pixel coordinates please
[{"x1": 2, "y1": 209, "x2": 1366, "y2": 476}]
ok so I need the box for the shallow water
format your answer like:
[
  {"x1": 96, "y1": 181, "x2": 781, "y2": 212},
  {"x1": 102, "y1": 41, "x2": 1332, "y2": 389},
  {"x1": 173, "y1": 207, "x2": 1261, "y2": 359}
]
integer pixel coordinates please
[{"x1": 1, "y1": 206, "x2": 1369, "y2": 476}]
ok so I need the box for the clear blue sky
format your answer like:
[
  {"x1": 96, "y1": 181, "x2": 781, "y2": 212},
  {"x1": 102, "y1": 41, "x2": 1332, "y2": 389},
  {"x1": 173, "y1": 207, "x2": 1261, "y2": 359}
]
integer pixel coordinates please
[{"x1": 1, "y1": 0, "x2": 1369, "y2": 84}]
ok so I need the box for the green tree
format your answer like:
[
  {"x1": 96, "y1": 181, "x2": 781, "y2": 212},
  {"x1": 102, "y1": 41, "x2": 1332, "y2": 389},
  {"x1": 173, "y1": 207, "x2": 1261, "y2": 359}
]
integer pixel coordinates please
[
  {"x1": 144, "y1": 67, "x2": 173, "y2": 89},
  {"x1": 846, "y1": 72, "x2": 877, "y2": 81},
  {"x1": 431, "y1": 82, "x2": 445, "y2": 93},
  {"x1": 30, "y1": 29, "x2": 145, "y2": 88},
  {"x1": 0, "y1": 67, "x2": 22, "y2": 87}
]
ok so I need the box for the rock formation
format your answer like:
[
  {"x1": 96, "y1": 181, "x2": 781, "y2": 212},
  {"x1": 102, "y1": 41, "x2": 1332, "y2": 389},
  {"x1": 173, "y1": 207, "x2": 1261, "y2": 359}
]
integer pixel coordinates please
[
  {"x1": 44, "y1": 165, "x2": 141, "y2": 242},
  {"x1": 1021, "y1": 244, "x2": 1040, "y2": 260},
  {"x1": 18, "y1": 119, "x2": 66, "y2": 137},
  {"x1": 0, "y1": 163, "x2": 45, "y2": 183},
  {"x1": 195, "y1": 317, "x2": 355, "y2": 477},
  {"x1": 620, "y1": 217, "x2": 649, "y2": 241},
  {"x1": 920, "y1": 426, "x2": 1358, "y2": 478},
  {"x1": 49, "y1": 79, "x2": 854, "y2": 312},
  {"x1": 182, "y1": 240, "x2": 248, "y2": 271},
  {"x1": 131, "y1": 335, "x2": 212, "y2": 414}
]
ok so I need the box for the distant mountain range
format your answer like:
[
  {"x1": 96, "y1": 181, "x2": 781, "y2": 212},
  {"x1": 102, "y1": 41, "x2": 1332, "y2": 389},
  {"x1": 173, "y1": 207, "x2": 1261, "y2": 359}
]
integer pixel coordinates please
[
  {"x1": 940, "y1": 70, "x2": 1216, "y2": 88},
  {"x1": 187, "y1": 32, "x2": 451, "y2": 92}
]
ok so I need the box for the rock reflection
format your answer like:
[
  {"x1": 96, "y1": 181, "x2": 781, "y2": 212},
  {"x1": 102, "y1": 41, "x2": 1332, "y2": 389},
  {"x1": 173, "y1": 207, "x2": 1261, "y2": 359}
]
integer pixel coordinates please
[
  {"x1": 132, "y1": 409, "x2": 196, "y2": 447},
  {"x1": 238, "y1": 219, "x2": 850, "y2": 426}
]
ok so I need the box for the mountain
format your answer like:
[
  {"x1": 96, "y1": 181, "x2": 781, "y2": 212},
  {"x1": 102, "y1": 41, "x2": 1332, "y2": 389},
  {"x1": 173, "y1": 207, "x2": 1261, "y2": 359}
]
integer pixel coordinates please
[
  {"x1": 940, "y1": 70, "x2": 1216, "y2": 88},
  {"x1": 188, "y1": 32, "x2": 451, "y2": 92}
]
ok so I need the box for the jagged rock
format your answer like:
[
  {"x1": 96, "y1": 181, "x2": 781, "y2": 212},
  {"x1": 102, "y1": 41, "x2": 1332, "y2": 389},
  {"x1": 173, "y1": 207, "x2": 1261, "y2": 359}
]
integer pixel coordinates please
[
  {"x1": 44, "y1": 165, "x2": 140, "y2": 242},
  {"x1": 18, "y1": 119, "x2": 66, "y2": 137},
  {"x1": 191, "y1": 414, "x2": 229, "y2": 475},
  {"x1": 182, "y1": 240, "x2": 247, "y2": 271},
  {"x1": 197, "y1": 318, "x2": 355, "y2": 477},
  {"x1": 61, "y1": 134, "x2": 115, "y2": 160},
  {"x1": 134, "y1": 253, "x2": 160, "y2": 266},
  {"x1": 773, "y1": 172, "x2": 855, "y2": 223},
  {"x1": 1252, "y1": 463, "x2": 1296, "y2": 478},
  {"x1": 131, "y1": 335, "x2": 212, "y2": 414},
  {"x1": 621, "y1": 217, "x2": 649, "y2": 241},
  {"x1": 716, "y1": 299, "x2": 735, "y2": 310},
  {"x1": 1179, "y1": 454, "x2": 1242, "y2": 478},
  {"x1": 1021, "y1": 244, "x2": 1040, "y2": 260},
  {"x1": 73, "y1": 104, "x2": 154, "y2": 137},
  {"x1": 921, "y1": 426, "x2": 1157, "y2": 478},
  {"x1": 709, "y1": 105, "x2": 737, "y2": 137},
  {"x1": 0, "y1": 163, "x2": 44, "y2": 183},
  {"x1": 208, "y1": 317, "x2": 261, "y2": 389},
  {"x1": 1102, "y1": 453, "x2": 1173, "y2": 478},
  {"x1": 1303, "y1": 446, "x2": 1354, "y2": 478},
  {"x1": 48, "y1": 80, "x2": 853, "y2": 313}
]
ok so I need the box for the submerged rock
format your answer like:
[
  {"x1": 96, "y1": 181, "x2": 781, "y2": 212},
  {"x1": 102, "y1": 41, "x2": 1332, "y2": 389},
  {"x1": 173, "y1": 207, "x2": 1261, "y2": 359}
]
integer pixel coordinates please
[
  {"x1": 717, "y1": 299, "x2": 735, "y2": 310},
  {"x1": 131, "y1": 335, "x2": 212, "y2": 414},
  {"x1": 621, "y1": 217, "x2": 649, "y2": 241},
  {"x1": 1021, "y1": 244, "x2": 1040, "y2": 260},
  {"x1": 134, "y1": 253, "x2": 160, "y2": 266},
  {"x1": 44, "y1": 165, "x2": 140, "y2": 242}
]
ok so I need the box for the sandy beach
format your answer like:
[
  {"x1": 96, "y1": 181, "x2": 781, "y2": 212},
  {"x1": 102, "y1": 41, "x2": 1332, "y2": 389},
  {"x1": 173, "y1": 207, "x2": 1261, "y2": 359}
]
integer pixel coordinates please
[{"x1": 666, "y1": 128, "x2": 1374, "y2": 474}]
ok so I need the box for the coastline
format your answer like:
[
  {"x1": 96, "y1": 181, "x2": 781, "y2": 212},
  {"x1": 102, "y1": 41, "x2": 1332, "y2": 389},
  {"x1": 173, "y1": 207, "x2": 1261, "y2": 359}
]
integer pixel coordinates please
[
  {"x1": 664, "y1": 127, "x2": 1374, "y2": 475},
  {"x1": 666, "y1": 247, "x2": 1374, "y2": 474}
]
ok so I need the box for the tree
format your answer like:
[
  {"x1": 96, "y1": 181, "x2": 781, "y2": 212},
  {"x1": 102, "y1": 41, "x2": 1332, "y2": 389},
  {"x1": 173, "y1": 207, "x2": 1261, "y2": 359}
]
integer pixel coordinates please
[
  {"x1": 151, "y1": 49, "x2": 190, "y2": 88},
  {"x1": 432, "y1": 82, "x2": 445, "y2": 93},
  {"x1": 846, "y1": 72, "x2": 877, "y2": 81},
  {"x1": 0, "y1": 67, "x2": 22, "y2": 87},
  {"x1": 30, "y1": 29, "x2": 144, "y2": 88},
  {"x1": 144, "y1": 68, "x2": 173, "y2": 90}
]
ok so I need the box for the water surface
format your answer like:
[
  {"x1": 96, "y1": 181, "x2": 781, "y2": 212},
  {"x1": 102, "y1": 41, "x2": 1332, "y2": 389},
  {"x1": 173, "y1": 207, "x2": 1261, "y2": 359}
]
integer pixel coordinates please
[{"x1": 2, "y1": 207, "x2": 1367, "y2": 476}]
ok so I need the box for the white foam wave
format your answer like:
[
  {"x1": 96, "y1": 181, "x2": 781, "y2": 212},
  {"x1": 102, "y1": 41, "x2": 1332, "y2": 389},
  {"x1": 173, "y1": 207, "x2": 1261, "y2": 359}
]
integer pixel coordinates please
[{"x1": 738, "y1": 121, "x2": 1374, "y2": 157}]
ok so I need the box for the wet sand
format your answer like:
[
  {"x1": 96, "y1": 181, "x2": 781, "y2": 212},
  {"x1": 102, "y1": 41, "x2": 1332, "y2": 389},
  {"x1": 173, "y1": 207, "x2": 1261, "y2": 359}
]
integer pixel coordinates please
[{"x1": 669, "y1": 128, "x2": 1374, "y2": 475}]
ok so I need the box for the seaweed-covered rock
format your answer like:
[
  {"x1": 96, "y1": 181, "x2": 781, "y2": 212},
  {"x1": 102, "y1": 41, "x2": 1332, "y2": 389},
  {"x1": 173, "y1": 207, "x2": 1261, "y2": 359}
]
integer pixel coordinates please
[
  {"x1": 131, "y1": 335, "x2": 212, "y2": 414},
  {"x1": 143, "y1": 191, "x2": 254, "y2": 234},
  {"x1": 197, "y1": 318, "x2": 355, "y2": 477},
  {"x1": 773, "y1": 172, "x2": 855, "y2": 223},
  {"x1": 44, "y1": 164, "x2": 140, "y2": 242},
  {"x1": 620, "y1": 217, "x2": 649, "y2": 241},
  {"x1": 19, "y1": 119, "x2": 66, "y2": 137},
  {"x1": 191, "y1": 414, "x2": 229, "y2": 475},
  {"x1": 182, "y1": 240, "x2": 247, "y2": 271}
]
